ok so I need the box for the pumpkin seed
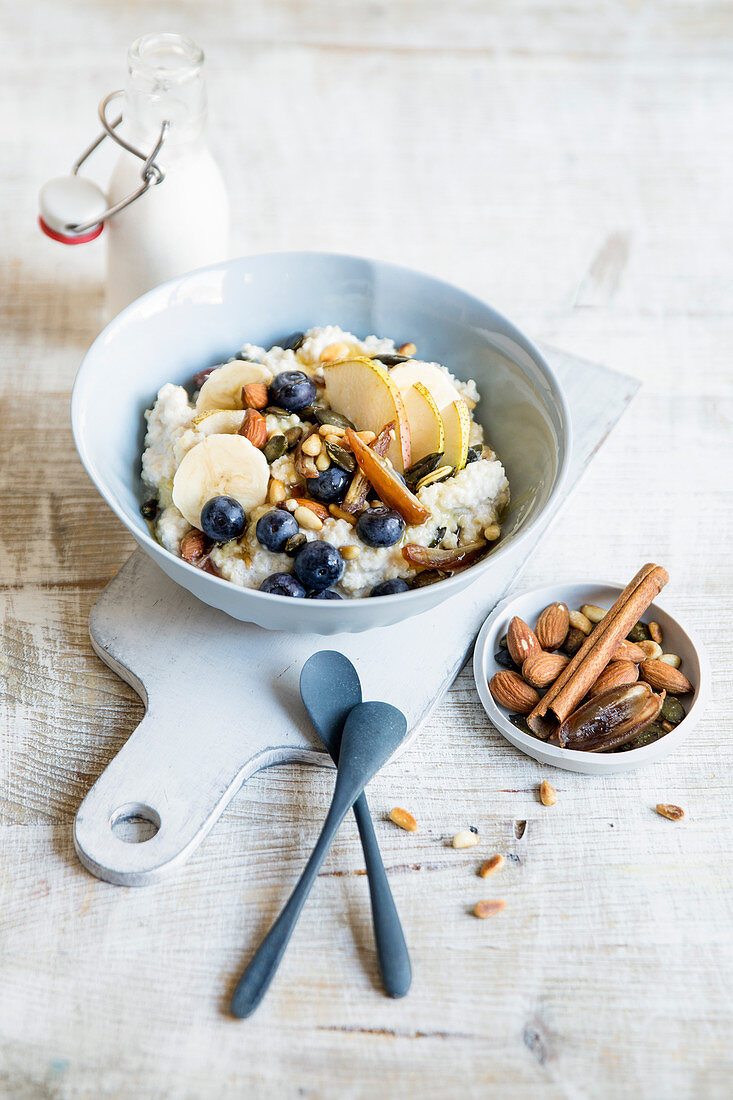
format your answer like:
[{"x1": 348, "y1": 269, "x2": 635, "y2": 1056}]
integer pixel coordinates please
[
  {"x1": 284, "y1": 533, "x2": 307, "y2": 557},
  {"x1": 140, "y1": 498, "x2": 158, "y2": 520},
  {"x1": 313, "y1": 408, "x2": 356, "y2": 430},
  {"x1": 613, "y1": 722, "x2": 666, "y2": 752},
  {"x1": 285, "y1": 426, "x2": 303, "y2": 450},
  {"x1": 508, "y1": 713, "x2": 531, "y2": 735},
  {"x1": 299, "y1": 405, "x2": 316, "y2": 420},
  {"x1": 265, "y1": 406, "x2": 290, "y2": 417},
  {"x1": 404, "y1": 451, "x2": 443, "y2": 489},
  {"x1": 263, "y1": 435, "x2": 288, "y2": 463},
  {"x1": 627, "y1": 621, "x2": 652, "y2": 643},
  {"x1": 661, "y1": 696, "x2": 686, "y2": 725},
  {"x1": 278, "y1": 332, "x2": 305, "y2": 352},
  {"x1": 410, "y1": 568, "x2": 452, "y2": 588},
  {"x1": 416, "y1": 465, "x2": 454, "y2": 492},
  {"x1": 325, "y1": 441, "x2": 356, "y2": 472},
  {"x1": 429, "y1": 526, "x2": 447, "y2": 548},
  {"x1": 235, "y1": 351, "x2": 259, "y2": 362},
  {"x1": 498, "y1": 633, "x2": 508, "y2": 649},
  {"x1": 495, "y1": 649, "x2": 516, "y2": 670},
  {"x1": 466, "y1": 446, "x2": 482, "y2": 464},
  {"x1": 372, "y1": 353, "x2": 411, "y2": 366}
]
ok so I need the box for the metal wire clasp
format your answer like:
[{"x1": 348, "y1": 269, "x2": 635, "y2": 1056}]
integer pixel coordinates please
[{"x1": 68, "y1": 90, "x2": 169, "y2": 233}]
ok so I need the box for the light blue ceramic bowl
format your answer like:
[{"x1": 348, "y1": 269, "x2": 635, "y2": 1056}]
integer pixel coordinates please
[{"x1": 72, "y1": 252, "x2": 571, "y2": 633}]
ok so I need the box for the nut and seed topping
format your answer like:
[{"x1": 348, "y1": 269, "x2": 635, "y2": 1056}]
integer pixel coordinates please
[
  {"x1": 263, "y1": 434, "x2": 288, "y2": 463},
  {"x1": 580, "y1": 604, "x2": 607, "y2": 624},
  {"x1": 416, "y1": 465, "x2": 453, "y2": 492},
  {"x1": 325, "y1": 441, "x2": 357, "y2": 472},
  {"x1": 569, "y1": 610, "x2": 593, "y2": 635},
  {"x1": 535, "y1": 602, "x2": 570, "y2": 650},
  {"x1": 313, "y1": 408, "x2": 356, "y2": 431},
  {"x1": 320, "y1": 341, "x2": 351, "y2": 363},
  {"x1": 388, "y1": 807, "x2": 418, "y2": 832},
  {"x1": 328, "y1": 504, "x2": 358, "y2": 526},
  {"x1": 656, "y1": 803, "x2": 685, "y2": 821},
  {"x1": 242, "y1": 382, "x2": 269, "y2": 410},
  {"x1": 268, "y1": 478, "x2": 287, "y2": 504},
  {"x1": 180, "y1": 528, "x2": 210, "y2": 563},
  {"x1": 648, "y1": 621, "x2": 663, "y2": 645},
  {"x1": 404, "y1": 451, "x2": 443, "y2": 490},
  {"x1": 284, "y1": 426, "x2": 303, "y2": 450},
  {"x1": 284, "y1": 532, "x2": 307, "y2": 557},
  {"x1": 637, "y1": 639, "x2": 663, "y2": 660},
  {"x1": 452, "y1": 830, "x2": 479, "y2": 849},
  {"x1": 473, "y1": 899, "x2": 506, "y2": 919},
  {"x1": 239, "y1": 408, "x2": 268, "y2": 449},
  {"x1": 540, "y1": 780, "x2": 557, "y2": 807},
  {"x1": 340, "y1": 545, "x2": 361, "y2": 560},
  {"x1": 315, "y1": 452, "x2": 331, "y2": 472},
  {"x1": 479, "y1": 854, "x2": 504, "y2": 878},
  {"x1": 301, "y1": 434, "x2": 323, "y2": 457},
  {"x1": 483, "y1": 524, "x2": 501, "y2": 542},
  {"x1": 397, "y1": 342, "x2": 417, "y2": 357},
  {"x1": 489, "y1": 670, "x2": 540, "y2": 715},
  {"x1": 659, "y1": 653, "x2": 681, "y2": 668}
]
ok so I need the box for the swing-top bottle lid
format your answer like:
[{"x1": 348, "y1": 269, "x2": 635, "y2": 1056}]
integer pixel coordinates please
[{"x1": 39, "y1": 176, "x2": 107, "y2": 244}]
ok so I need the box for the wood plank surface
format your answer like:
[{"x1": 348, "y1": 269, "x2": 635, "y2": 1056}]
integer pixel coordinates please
[{"x1": 1, "y1": 0, "x2": 732, "y2": 1097}]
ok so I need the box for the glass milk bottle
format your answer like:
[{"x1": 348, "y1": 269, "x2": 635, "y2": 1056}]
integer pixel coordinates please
[{"x1": 105, "y1": 33, "x2": 230, "y2": 316}]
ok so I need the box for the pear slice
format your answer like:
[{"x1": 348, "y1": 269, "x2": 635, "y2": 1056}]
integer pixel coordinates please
[
  {"x1": 323, "y1": 356, "x2": 411, "y2": 472},
  {"x1": 196, "y1": 360, "x2": 272, "y2": 413},
  {"x1": 172, "y1": 433, "x2": 269, "y2": 529},
  {"x1": 190, "y1": 409, "x2": 246, "y2": 434},
  {"x1": 389, "y1": 361, "x2": 463, "y2": 414},
  {"x1": 440, "y1": 399, "x2": 471, "y2": 470},
  {"x1": 403, "y1": 382, "x2": 445, "y2": 464}
]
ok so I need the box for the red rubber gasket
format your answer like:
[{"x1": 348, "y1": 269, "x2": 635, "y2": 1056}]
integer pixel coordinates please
[{"x1": 39, "y1": 216, "x2": 104, "y2": 245}]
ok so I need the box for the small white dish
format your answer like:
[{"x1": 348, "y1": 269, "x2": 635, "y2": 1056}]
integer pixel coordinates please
[{"x1": 473, "y1": 580, "x2": 710, "y2": 773}]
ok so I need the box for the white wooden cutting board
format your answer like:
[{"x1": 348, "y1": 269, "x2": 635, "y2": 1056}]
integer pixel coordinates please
[{"x1": 74, "y1": 347, "x2": 638, "y2": 886}]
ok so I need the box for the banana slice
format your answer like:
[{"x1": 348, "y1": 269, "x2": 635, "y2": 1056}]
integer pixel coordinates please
[
  {"x1": 196, "y1": 360, "x2": 272, "y2": 413},
  {"x1": 172, "y1": 434, "x2": 269, "y2": 529}
]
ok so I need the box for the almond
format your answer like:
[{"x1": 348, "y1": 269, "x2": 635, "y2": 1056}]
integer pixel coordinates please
[
  {"x1": 535, "y1": 602, "x2": 569, "y2": 650},
  {"x1": 489, "y1": 670, "x2": 540, "y2": 715},
  {"x1": 522, "y1": 651, "x2": 570, "y2": 689},
  {"x1": 180, "y1": 528, "x2": 210, "y2": 563},
  {"x1": 239, "y1": 408, "x2": 268, "y2": 449},
  {"x1": 241, "y1": 382, "x2": 269, "y2": 410},
  {"x1": 588, "y1": 660, "x2": 639, "y2": 698},
  {"x1": 639, "y1": 659, "x2": 694, "y2": 694},
  {"x1": 611, "y1": 638, "x2": 648, "y2": 664},
  {"x1": 506, "y1": 616, "x2": 542, "y2": 666}
]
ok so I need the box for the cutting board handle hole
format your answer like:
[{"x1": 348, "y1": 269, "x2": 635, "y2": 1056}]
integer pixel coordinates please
[{"x1": 110, "y1": 803, "x2": 161, "y2": 844}]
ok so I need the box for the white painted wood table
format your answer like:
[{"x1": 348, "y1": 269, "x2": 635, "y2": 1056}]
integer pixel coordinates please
[{"x1": 1, "y1": 2, "x2": 731, "y2": 1097}]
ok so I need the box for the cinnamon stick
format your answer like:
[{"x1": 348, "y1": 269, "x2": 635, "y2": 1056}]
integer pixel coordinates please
[{"x1": 527, "y1": 564, "x2": 669, "y2": 739}]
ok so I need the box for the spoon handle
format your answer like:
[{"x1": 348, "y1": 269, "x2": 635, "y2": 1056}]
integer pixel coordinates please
[
  {"x1": 353, "y1": 792, "x2": 412, "y2": 998},
  {"x1": 230, "y1": 787, "x2": 355, "y2": 1018}
]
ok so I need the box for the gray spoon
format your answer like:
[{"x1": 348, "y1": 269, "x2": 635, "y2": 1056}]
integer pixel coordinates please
[
  {"x1": 230, "y1": 699, "x2": 409, "y2": 1019},
  {"x1": 300, "y1": 651, "x2": 411, "y2": 999}
]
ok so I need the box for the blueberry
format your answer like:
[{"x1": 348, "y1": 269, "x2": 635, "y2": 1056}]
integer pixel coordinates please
[
  {"x1": 259, "y1": 572, "x2": 306, "y2": 597},
  {"x1": 370, "y1": 578, "x2": 410, "y2": 597},
  {"x1": 268, "y1": 370, "x2": 316, "y2": 413},
  {"x1": 200, "y1": 496, "x2": 246, "y2": 542},
  {"x1": 306, "y1": 465, "x2": 351, "y2": 504},
  {"x1": 308, "y1": 589, "x2": 343, "y2": 600},
  {"x1": 356, "y1": 506, "x2": 405, "y2": 548},
  {"x1": 256, "y1": 509, "x2": 299, "y2": 552},
  {"x1": 293, "y1": 541, "x2": 345, "y2": 592}
]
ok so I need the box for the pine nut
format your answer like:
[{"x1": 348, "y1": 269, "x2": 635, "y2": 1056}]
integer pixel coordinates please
[
  {"x1": 473, "y1": 899, "x2": 506, "y2": 919},
  {"x1": 301, "y1": 434, "x2": 322, "y2": 457},
  {"x1": 483, "y1": 524, "x2": 501, "y2": 541},
  {"x1": 569, "y1": 610, "x2": 593, "y2": 635},
  {"x1": 540, "y1": 780, "x2": 557, "y2": 806},
  {"x1": 320, "y1": 341, "x2": 351, "y2": 363},
  {"x1": 479, "y1": 854, "x2": 504, "y2": 878},
  {"x1": 452, "y1": 830, "x2": 479, "y2": 849},
  {"x1": 294, "y1": 506, "x2": 323, "y2": 531},
  {"x1": 315, "y1": 453, "x2": 330, "y2": 471},
  {"x1": 268, "y1": 478, "x2": 287, "y2": 504},
  {"x1": 284, "y1": 498, "x2": 298, "y2": 512},
  {"x1": 398, "y1": 342, "x2": 417, "y2": 357},
  {"x1": 656, "y1": 804, "x2": 684, "y2": 821},
  {"x1": 581, "y1": 604, "x2": 607, "y2": 624},
  {"x1": 388, "y1": 807, "x2": 417, "y2": 832},
  {"x1": 340, "y1": 545, "x2": 361, "y2": 560}
]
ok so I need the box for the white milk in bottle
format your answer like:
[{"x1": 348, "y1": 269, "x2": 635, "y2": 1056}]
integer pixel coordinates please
[{"x1": 106, "y1": 33, "x2": 229, "y2": 317}]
